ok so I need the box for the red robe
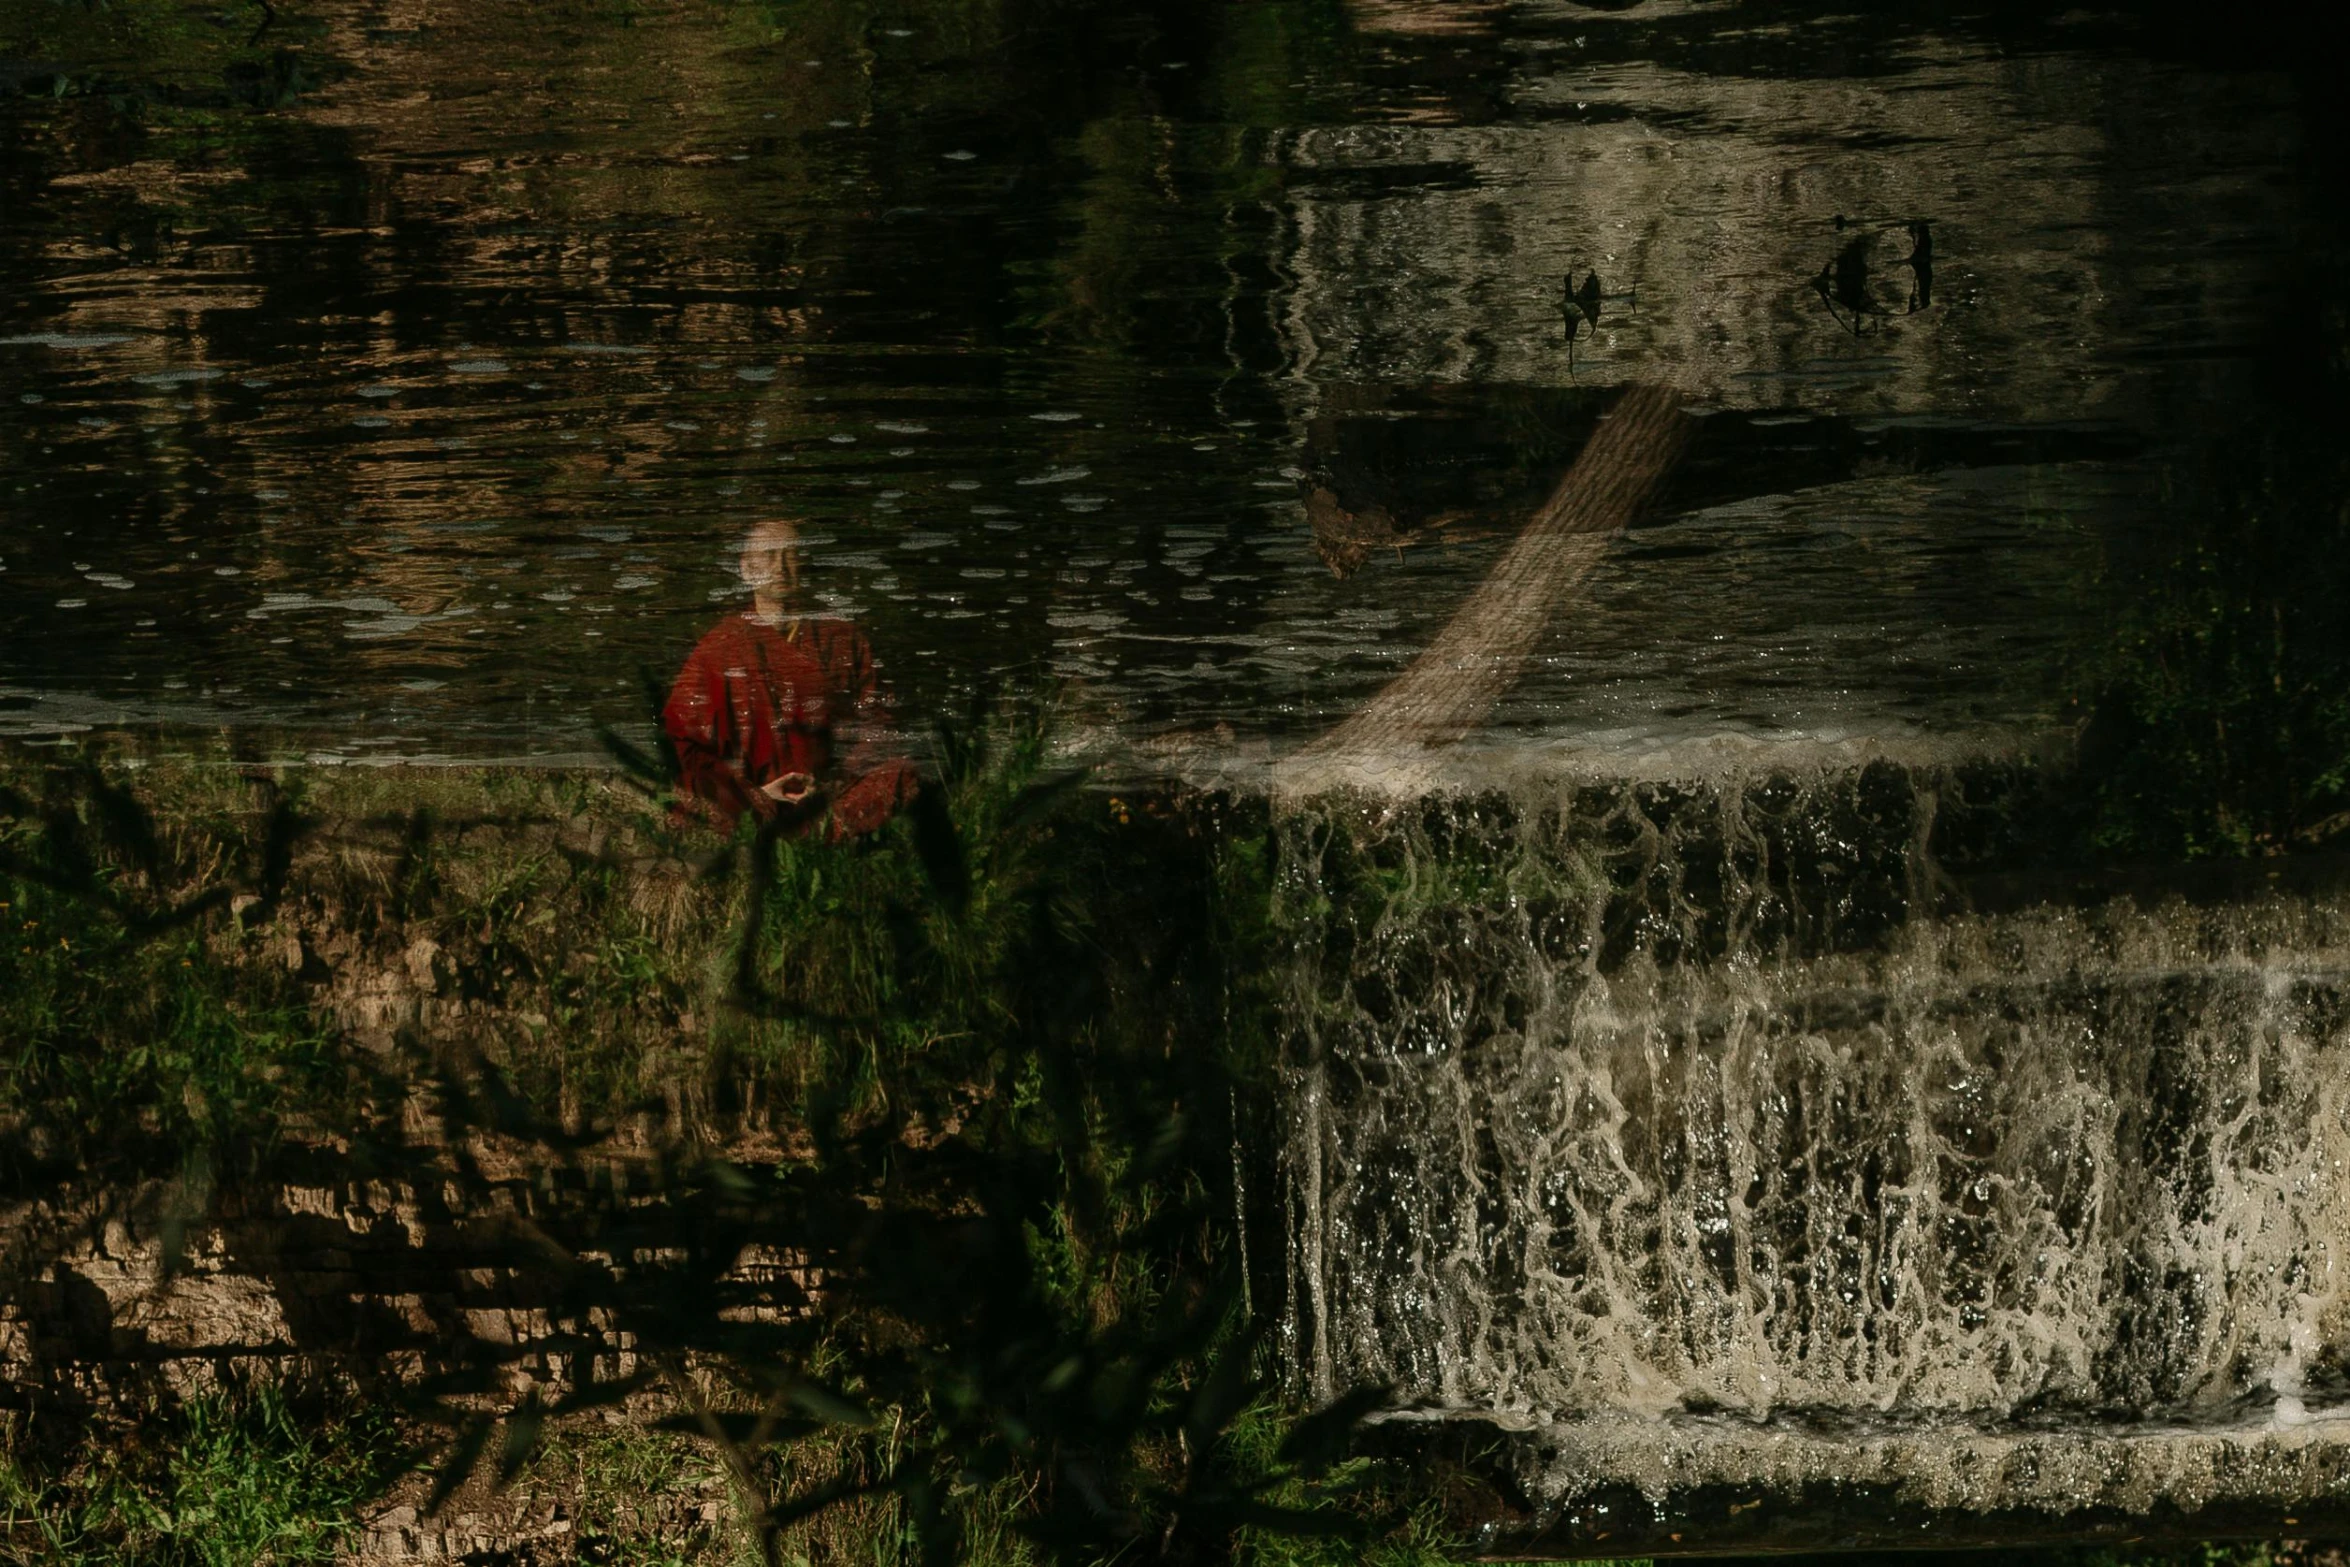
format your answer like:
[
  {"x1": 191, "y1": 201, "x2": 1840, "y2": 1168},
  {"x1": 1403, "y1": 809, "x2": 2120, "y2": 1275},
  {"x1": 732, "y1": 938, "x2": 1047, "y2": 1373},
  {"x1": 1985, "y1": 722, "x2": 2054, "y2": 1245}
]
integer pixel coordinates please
[{"x1": 661, "y1": 613, "x2": 915, "y2": 836}]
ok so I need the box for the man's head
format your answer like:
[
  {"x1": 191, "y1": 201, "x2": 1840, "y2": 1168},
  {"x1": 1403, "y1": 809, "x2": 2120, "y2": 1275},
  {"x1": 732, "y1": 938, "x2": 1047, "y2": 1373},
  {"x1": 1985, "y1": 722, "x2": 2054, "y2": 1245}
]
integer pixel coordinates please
[{"x1": 739, "y1": 517, "x2": 803, "y2": 601}]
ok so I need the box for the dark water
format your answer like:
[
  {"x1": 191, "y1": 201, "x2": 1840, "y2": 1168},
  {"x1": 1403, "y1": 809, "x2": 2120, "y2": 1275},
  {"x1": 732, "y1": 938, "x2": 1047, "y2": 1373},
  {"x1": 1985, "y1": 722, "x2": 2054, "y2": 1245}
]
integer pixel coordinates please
[{"x1": 0, "y1": 1, "x2": 2318, "y2": 774}]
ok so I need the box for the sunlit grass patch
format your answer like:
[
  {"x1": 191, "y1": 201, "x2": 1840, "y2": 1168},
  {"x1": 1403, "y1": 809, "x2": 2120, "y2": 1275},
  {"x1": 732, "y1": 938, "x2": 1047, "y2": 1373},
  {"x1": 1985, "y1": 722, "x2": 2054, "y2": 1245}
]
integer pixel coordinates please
[
  {"x1": 0, "y1": 1386, "x2": 403, "y2": 1567},
  {"x1": 514, "y1": 1419, "x2": 747, "y2": 1566}
]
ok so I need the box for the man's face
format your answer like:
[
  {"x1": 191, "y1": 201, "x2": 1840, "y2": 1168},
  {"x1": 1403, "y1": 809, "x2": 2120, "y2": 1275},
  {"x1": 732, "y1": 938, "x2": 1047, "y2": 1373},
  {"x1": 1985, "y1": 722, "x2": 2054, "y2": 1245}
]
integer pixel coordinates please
[{"x1": 742, "y1": 535, "x2": 802, "y2": 594}]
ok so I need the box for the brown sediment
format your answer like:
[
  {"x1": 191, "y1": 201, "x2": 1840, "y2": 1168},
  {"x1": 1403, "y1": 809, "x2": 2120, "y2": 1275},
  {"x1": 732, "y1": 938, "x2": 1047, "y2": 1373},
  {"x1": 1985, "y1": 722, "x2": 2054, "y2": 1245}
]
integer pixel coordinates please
[{"x1": 1277, "y1": 380, "x2": 1693, "y2": 795}]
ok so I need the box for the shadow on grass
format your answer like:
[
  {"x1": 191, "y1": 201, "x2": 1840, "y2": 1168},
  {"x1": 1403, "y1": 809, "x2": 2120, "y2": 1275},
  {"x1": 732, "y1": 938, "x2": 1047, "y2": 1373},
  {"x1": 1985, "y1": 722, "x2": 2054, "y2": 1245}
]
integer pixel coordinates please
[{"x1": 0, "y1": 696, "x2": 1409, "y2": 1565}]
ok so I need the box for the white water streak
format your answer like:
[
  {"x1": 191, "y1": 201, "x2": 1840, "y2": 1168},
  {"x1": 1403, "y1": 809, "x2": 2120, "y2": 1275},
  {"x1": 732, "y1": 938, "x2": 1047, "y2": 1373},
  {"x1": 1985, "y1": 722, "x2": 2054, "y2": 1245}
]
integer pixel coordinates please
[{"x1": 1282, "y1": 774, "x2": 2350, "y2": 1434}]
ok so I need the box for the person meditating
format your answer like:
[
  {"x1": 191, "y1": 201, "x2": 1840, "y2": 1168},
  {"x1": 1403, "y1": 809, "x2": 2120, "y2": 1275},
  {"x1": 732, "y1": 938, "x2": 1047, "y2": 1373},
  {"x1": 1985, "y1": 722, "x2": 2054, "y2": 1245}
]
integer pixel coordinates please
[{"x1": 662, "y1": 517, "x2": 916, "y2": 836}]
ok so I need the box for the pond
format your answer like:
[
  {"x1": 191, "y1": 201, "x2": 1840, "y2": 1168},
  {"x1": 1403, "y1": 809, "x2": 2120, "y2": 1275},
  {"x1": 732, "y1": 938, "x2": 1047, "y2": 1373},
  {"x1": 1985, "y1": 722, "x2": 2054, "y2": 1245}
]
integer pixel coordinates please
[{"x1": 0, "y1": 0, "x2": 2319, "y2": 784}]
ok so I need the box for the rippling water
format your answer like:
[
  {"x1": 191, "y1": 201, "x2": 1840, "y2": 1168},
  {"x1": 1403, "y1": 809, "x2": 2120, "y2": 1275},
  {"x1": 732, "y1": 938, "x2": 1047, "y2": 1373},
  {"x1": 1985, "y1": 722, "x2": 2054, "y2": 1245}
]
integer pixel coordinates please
[{"x1": 0, "y1": 1, "x2": 2315, "y2": 771}]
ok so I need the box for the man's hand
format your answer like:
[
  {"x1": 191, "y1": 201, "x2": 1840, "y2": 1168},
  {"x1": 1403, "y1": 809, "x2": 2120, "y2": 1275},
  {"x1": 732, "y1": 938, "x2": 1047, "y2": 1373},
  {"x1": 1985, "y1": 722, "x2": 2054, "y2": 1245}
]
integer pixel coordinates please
[{"x1": 762, "y1": 772, "x2": 819, "y2": 805}]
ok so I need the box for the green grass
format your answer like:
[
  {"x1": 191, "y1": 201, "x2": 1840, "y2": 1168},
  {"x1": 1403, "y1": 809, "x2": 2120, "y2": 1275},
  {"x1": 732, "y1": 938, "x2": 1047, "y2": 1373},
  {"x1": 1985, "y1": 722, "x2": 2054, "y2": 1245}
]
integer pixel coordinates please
[
  {"x1": 0, "y1": 734, "x2": 1360, "y2": 1565},
  {"x1": 0, "y1": 1387, "x2": 403, "y2": 1566},
  {"x1": 507, "y1": 1406, "x2": 1509, "y2": 1567},
  {"x1": 2073, "y1": 278, "x2": 2350, "y2": 863},
  {"x1": 12, "y1": 737, "x2": 2349, "y2": 1566},
  {"x1": 514, "y1": 1421, "x2": 750, "y2": 1566},
  {"x1": 0, "y1": 762, "x2": 351, "y2": 1186}
]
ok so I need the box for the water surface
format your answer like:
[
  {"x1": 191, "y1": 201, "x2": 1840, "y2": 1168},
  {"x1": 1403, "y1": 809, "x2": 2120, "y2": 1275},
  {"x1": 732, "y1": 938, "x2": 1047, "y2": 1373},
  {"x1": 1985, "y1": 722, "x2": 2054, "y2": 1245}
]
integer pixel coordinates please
[{"x1": 0, "y1": 0, "x2": 2315, "y2": 773}]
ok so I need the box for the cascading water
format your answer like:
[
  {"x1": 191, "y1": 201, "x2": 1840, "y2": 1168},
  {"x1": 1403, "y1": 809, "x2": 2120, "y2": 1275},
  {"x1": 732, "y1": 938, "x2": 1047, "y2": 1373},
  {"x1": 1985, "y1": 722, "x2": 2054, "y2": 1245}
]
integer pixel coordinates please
[{"x1": 1277, "y1": 754, "x2": 2350, "y2": 1548}]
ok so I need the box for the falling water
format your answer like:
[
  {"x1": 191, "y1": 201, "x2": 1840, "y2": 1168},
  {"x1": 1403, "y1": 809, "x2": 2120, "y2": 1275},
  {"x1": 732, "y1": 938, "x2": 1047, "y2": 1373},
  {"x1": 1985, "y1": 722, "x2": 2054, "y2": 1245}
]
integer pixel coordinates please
[{"x1": 1277, "y1": 753, "x2": 2350, "y2": 1538}]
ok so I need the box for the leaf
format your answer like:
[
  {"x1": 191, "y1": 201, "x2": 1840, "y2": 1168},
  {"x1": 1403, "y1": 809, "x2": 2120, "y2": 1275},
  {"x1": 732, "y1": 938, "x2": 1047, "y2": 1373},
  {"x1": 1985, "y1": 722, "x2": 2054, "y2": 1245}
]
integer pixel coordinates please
[
  {"x1": 127, "y1": 884, "x2": 234, "y2": 941},
  {"x1": 1276, "y1": 1384, "x2": 1391, "y2": 1480},
  {"x1": 33, "y1": 804, "x2": 100, "y2": 901},
  {"x1": 901, "y1": 1473, "x2": 959, "y2": 1567},
  {"x1": 549, "y1": 1369, "x2": 658, "y2": 1415},
  {"x1": 905, "y1": 781, "x2": 969, "y2": 913},
  {"x1": 651, "y1": 1412, "x2": 819, "y2": 1445},
  {"x1": 496, "y1": 1393, "x2": 546, "y2": 1485},
  {"x1": 423, "y1": 1415, "x2": 493, "y2": 1518},
  {"x1": 595, "y1": 722, "x2": 672, "y2": 794},
  {"x1": 1184, "y1": 1335, "x2": 1263, "y2": 1457},
  {"x1": 255, "y1": 779, "x2": 307, "y2": 903},
  {"x1": 79, "y1": 760, "x2": 160, "y2": 879},
  {"x1": 693, "y1": 1157, "x2": 759, "y2": 1198},
  {"x1": 757, "y1": 1471, "x2": 886, "y2": 1533},
  {"x1": 1195, "y1": 1496, "x2": 1368, "y2": 1538},
  {"x1": 1005, "y1": 769, "x2": 1092, "y2": 836},
  {"x1": 638, "y1": 665, "x2": 684, "y2": 770},
  {"x1": 786, "y1": 1382, "x2": 877, "y2": 1429}
]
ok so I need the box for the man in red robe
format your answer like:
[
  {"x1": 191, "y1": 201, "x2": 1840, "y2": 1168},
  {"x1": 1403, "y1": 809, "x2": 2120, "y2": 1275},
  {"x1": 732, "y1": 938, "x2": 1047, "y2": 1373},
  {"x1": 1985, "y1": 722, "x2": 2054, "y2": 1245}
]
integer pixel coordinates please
[{"x1": 662, "y1": 518, "x2": 916, "y2": 836}]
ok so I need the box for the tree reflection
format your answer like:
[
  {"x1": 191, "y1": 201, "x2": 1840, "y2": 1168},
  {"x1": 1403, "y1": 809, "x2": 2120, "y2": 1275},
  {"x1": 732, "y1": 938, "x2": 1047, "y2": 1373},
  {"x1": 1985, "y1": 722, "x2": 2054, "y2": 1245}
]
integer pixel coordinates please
[
  {"x1": 1561, "y1": 266, "x2": 1602, "y2": 369},
  {"x1": 1811, "y1": 215, "x2": 1936, "y2": 336},
  {"x1": 1904, "y1": 219, "x2": 1934, "y2": 311}
]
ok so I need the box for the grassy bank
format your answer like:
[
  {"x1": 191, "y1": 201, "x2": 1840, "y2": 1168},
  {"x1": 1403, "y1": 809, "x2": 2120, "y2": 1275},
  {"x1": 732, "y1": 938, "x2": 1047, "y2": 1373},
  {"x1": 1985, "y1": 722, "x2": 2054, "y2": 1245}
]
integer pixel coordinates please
[
  {"x1": 9, "y1": 733, "x2": 2350, "y2": 1564},
  {"x1": 0, "y1": 734, "x2": 1474, "y2": 1565},
  {"x1": 0, "y1": 1388, "x2": 402, "y2": 1566}
]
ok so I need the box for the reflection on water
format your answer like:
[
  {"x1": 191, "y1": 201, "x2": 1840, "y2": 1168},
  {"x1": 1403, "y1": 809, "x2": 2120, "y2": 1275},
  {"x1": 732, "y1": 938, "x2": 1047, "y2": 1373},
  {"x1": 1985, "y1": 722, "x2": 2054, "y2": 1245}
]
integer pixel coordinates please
[
  {"x1": 0, "y1": 0, "x2": 2317, "y2": 774},
  {"x1": 1811, "y1": 217, "x2": 1934, "y2": 337},
  {"x1": 661, "y1": 518, "x2": 915, "y2": 834},
  {"x1": 1560, "y1": 266, "x2": 1603, "y2": 370},
  {"x1": 1281, "y1": 380, "x2": 1694, "y2": 796}
]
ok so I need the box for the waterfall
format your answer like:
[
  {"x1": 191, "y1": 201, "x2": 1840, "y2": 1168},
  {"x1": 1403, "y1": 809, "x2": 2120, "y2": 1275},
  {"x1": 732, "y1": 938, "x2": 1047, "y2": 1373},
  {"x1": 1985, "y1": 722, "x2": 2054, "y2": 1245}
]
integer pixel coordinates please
[{"x1": 1276, "y1": 755, "x2": 2350, "y2": 1538}]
